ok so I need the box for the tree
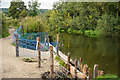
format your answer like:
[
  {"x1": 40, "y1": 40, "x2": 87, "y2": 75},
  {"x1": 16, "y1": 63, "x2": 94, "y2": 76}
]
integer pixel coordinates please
[
  {"x1": 20, "y1": 9, "x2": 28, "y2": 18},
  {"x1": 8, "y1": 0, "x2": 27, "y2": 19},
  {"x1": 28, "y1": 0, "x2": 41, "y2": 16}
]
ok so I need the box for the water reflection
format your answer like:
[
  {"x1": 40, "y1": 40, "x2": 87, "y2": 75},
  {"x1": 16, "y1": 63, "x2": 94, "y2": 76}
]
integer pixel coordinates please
[{"x1": 60, "y1": 33, "x2": 119, "y2": 75}]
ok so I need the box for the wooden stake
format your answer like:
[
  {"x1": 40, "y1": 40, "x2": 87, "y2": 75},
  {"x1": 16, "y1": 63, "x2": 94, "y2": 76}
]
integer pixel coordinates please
[
  {"x1": 50, "y1": 46, "x2": 54, "y2": 78},
  {"x1": 56, "y1": 34, "x2": 59, "y2": 56},
  {"x1": 83, "y1": 64, "x2": 88, "y2": 75},
  {"x1": 67, "y1": 53, "x2": 70, "y2": 75},
  {"x1": 15, "y1": 34, "x2": 19, "y2": 57},
  {"x1": 48, "y1": 37, "x2": 49, "y2": 49},
  {"x1": 93, "y1": 64, "x2": 98, "y2": 78},
  {"x1": 22, "y1": 25, "x2": 24, "y2": 36},
  {"x1": 83, "y1": 64, "x2": 88, "y2": 80},
  {"x1": 45, "y1": 37, "x2": 46, "y2": 46},
  {"x1": 26, "y1": 24, "x2": 28, "y2": 33},
  {"x1": 97, "y1": 70, "x2": 101, "y2": 77},
  {"x1": 75, "y1": 58, "x2": 78, "y2": 80},
  {"x1": 80, "y1": 58, "x2": 82, "y2": 72},
  {"x1": 37, "y1": 37, "x2": 41, "y2": 68},
  {"x1": 100, "y1": 71, "x2": 104, "y2": 76},
  {"x1": 88, "y1": 68, "x2": 92, "y2": 79}
]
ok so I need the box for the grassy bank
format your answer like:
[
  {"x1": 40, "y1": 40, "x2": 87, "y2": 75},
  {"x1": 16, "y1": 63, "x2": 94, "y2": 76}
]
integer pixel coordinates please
[
  {"x1": 67, "y1": 28, "x2": 100, "y2": 37},
  {"x1": 95, "y1": 74, "x2": 118, "y2": 79}
]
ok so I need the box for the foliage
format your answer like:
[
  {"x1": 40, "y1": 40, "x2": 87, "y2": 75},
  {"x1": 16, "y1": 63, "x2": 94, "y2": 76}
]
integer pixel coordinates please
[
  {"x1": 20, "y1": 9, "x2": 28, "y2": 18},
  {"x1": 6, "y1": 17, "x2": 20, "y2": 28},
  {"x1": 2, "y1": 13, "x2": 10, "y2": 38},
  {"x1": 28, "y1": 0, "x2": 41, "y2": 16},
  {"x1": 10, "y1": 2, "x2": 120, "y2": 38},
  {"x1": 20, "y1": 16, "x2": 44, "y2": 33},
  {"x1": 39, "y1": 2, "x2": 120, "y2": 38},
  {"x1": 8, "y1": 0, "x2": 27, "y2": 19}
]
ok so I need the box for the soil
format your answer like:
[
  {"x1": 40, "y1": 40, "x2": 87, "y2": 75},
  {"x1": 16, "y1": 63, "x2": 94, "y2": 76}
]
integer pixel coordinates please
[{"x1": 1, "y1": 29, "x2": 56, "y2": 78}]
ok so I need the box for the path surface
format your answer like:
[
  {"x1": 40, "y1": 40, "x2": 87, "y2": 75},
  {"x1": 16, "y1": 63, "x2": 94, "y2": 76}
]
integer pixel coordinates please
[{"x1": 1, "y1": 29, "x2": 53, "y2": 78}]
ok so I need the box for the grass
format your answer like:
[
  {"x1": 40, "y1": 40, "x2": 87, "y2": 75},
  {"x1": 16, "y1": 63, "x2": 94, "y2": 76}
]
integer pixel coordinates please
[
  {"x1": 55, "y1": 56, "x2": 66, "y2": 68},
  {"x1": 95, "y1": 74, "x2": 119, "y2": 80},
  {"x1": 22, "y1": 57, "x2": 37, "y2": 62},
  {"x1": 0, "y1": 35, "x2": 2, "y2": 39},
  {"x1": 13, "y1": 43, "x2": 15, "y2": 46},
  {"x1": 67, "y1": 28, "x2": 100, "y2": 37}
]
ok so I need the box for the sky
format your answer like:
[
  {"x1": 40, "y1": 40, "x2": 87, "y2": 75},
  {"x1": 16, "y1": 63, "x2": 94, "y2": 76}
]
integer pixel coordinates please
[
  {"x1": 1, "y1": 0, "x2": 59, "y2": 9},
  {"x1": 1, "y1": 0, "x2": 119, "y2": 9}
]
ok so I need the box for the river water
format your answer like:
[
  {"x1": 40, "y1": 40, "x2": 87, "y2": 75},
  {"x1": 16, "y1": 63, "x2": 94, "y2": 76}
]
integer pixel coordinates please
[{"x1": 59, "y1": 33, "x2": 119, "y2": 76}]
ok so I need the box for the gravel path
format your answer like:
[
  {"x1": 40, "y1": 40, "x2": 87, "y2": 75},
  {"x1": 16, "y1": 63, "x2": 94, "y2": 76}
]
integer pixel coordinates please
[{"x1": 1, "y1": 29, "x2": 54, "y2": 78}]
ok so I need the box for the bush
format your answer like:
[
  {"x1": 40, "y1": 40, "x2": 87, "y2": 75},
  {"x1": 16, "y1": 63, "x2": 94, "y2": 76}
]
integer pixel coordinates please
[
  {"x1": 77, "y1": 30, "x2": 83, "y2": 34},
  {"x1": 2, "y1": 13, "x2": 9, "y2": 38},
  {"x1": 67, "y1": 28, "x2": 72, "y2": 33},
  {"x1": 20, "y1": 16, "x2": 44, "y2": 33}
]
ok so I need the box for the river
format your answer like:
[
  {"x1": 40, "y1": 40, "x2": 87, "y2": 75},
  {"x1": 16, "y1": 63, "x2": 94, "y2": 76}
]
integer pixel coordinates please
[{"x1": 59, "y1": 33, "x2": 119, "y2": 76}]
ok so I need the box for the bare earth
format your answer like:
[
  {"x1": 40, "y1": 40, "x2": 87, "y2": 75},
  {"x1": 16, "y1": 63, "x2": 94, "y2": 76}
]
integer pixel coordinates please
[{"x1": 1, "y1": 29, "x2": 54, "y2": 78}]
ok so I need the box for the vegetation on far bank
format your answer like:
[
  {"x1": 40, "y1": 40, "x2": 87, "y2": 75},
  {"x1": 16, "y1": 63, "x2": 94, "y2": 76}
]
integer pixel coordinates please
[{"x1": 7, "y1": 2, "x2": 120, "y2": 38}]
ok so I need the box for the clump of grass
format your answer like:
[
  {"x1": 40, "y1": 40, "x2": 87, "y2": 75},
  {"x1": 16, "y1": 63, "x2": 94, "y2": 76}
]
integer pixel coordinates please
[
  {"x1": 22, "y1": 57, "x2": 37, "y2": 62},
  {"x1": 95, "y1": 74, "x2": 118, "y2": 80},
  {"x1": 55, "y1": 56, "x2": 61, "y2": 61},
  {"x1": 13, "y1": 43, "x2": 15, "y2": 46},
  {"x1": 55, "y1": 56, "x2": 66, "y2": 68}
]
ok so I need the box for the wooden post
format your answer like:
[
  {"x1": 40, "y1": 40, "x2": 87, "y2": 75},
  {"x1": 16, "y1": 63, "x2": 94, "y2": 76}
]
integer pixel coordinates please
[
  {"x1": 80, "y1": 58, "x2": 82, "y2": 72},
  {"x1": 26, "y1": 24, "x2": 28, "y2": 33},
  {"x1": 100, "y1": 71, "x2": 104, "y2": 76},
  {"x1": 22, "y1": 25, "x2": 24, "y2": 36},
  {"x1": 56, "y1": 34, "x2": 59, "y2": 56},
  {"x1": 97, "y1": 70, "x2": 101, "y2": 77},
  {"x1": 83, "y1": 64, "x2": 88, "y2": 75},
  {"x1": 15, "y1": 34, "x2": 19, "y2": 57},
  {"x1": 50, "y1": 46, "x2": 54, "y2": 78},
  {"x1": 93, "y1": 64, "x2": 98, "y2": 78},
  {"x1": 83, "y1": 64, "x2": 88, "y2": 80},
  {"x1": 88, "y1": 68, "x2": 92, "y2": 79},
  {"x1": 48, "y1": 38, "x2": 49, "y2": 49},
  {"x1": 67, "y1": 53, "x2": 70, "y2": 75},
  {"x1": 45, "y1": 37, "x2": 46, "y2": 46},
  {"x1": 37, "y1": 37, "x2": 41, "y2": 68},
  {"x1": 75, "y1": 58, "x2": 78, "y2": 80}
]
